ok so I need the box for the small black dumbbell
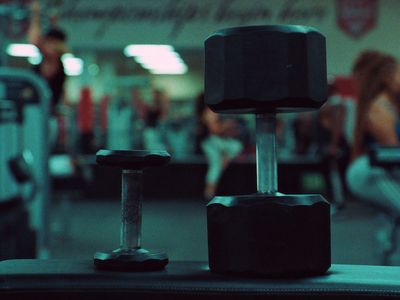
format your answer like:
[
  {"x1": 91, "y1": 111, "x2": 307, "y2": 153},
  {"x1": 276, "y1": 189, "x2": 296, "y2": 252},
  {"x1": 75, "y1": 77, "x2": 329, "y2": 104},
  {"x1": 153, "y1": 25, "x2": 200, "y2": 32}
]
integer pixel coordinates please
[
  {"x1": 93, "y1": 149, "x2": 170, "y2": 271},
  {"x1": 205, "y1": 25, "x2": 331, "y2": 276}
]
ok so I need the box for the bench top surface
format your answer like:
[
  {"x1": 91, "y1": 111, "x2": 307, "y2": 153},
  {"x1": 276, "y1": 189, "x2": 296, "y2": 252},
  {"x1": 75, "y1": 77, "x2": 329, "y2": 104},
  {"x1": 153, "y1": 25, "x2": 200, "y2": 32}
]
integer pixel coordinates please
[{"x1": 0, "y1": 260, "x2": 399, "y2": 298}]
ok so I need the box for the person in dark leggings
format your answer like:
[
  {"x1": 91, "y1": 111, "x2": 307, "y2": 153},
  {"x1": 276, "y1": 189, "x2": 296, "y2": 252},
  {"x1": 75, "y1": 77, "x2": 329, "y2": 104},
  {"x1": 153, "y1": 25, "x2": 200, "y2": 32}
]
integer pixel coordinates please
[{"x1": 346, "y1": 50, "x2": 400, "y2": 212}]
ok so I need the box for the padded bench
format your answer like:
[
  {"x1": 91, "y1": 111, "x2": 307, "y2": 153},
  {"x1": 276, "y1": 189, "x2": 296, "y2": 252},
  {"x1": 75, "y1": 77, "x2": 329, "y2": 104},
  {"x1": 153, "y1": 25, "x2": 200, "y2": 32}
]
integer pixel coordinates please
[{"x1": 0, "y1": 260, "x2": 400, "y2": 299}]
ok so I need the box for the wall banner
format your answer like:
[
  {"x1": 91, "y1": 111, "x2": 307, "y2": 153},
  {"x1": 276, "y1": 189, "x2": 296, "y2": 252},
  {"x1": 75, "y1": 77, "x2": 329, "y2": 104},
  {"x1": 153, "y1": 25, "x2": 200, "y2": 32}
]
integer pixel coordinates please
[{"x1": 336, "y1": 0, "x2": 378, "y2": 38}]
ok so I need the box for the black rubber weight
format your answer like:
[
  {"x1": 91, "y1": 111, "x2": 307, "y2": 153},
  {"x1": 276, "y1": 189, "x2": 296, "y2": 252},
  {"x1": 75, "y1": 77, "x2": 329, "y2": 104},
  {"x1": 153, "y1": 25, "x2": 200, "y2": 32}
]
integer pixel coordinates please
[
  {"x1": 94, "y1": 248, "x2": 168, "y2": 271},
  {"x1": 96, "y1": 149, "x2": 171, "y2": 169}
]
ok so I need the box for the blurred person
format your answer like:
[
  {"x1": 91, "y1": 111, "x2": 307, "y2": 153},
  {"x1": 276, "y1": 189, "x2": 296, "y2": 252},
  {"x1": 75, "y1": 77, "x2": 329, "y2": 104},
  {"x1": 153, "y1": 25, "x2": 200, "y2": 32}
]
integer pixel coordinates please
[
  {"x1": 196, "y1": 93, "x2": 243, "y2": 200},
  {"x1": 318, "y1": 83, "x2": 351, "y2": 211},
  {"x1": 133, "y1": 88, "x2": 169, "y2": 150},
  {"x1": 346, "y1": 50, "x2": 400, "y2": 212},
  {"x1": 293, "y1": 111, "x2": 319, "y2": 155},
  {"x1": 98, "y1": 95, "x2": 110, "y2": 149},
  {"x1": 319, "y1": 83, "x2": 348, "y2": 157},
  {"x1": 77, "y1": 87, "x2": 94, "y2": 154},
  {"x1": 292, "y1": 83, "x2": 349, "y2": 158},
  {"x1": 28, "y1": 0, "x2": 68, "y2": 147}
]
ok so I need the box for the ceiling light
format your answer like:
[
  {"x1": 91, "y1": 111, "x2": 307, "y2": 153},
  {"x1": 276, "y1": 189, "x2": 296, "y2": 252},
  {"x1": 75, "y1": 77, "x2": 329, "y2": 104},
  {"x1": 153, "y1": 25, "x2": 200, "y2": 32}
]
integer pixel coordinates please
[
  {"x1": 61, "y1": 54, "x2": 84, "y2": 76},
  {"x1": 27, "y1": 53, "x2": 43, "y2": 65},
  {"x1": 149, "y1": 64, "x2": 188, "y2": 75},
  {"x1": 124, "y1": 44, "x2": 174, "y2": 57},
  {"x1": 6, "y1": 43, "x2": 39, "y2": 57},
  {"x1": 125, "y1": 44, "x2": 188, "y2": 75}
]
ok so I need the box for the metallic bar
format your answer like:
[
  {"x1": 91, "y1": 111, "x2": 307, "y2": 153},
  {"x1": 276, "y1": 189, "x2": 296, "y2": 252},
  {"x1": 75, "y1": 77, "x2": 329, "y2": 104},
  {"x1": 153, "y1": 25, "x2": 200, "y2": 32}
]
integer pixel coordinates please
[
  {"x1": 120, "y1": 169, "x2": 142, "y2": 250},
  {"x1": 256, "y1": 113, "x2": 278, "y2": 194}
]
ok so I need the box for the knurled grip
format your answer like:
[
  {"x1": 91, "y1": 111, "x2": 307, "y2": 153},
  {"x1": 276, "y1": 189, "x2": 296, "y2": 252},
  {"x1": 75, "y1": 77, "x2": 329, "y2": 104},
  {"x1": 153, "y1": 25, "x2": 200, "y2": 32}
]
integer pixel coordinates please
[{"x1": 121, "y1": 169, "x2": 143, "y2": 250}]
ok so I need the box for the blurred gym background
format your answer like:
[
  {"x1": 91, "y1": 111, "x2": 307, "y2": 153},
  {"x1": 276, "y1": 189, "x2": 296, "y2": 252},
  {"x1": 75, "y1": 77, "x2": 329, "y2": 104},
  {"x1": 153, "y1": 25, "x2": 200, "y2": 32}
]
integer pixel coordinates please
[{"x1": 1, "y1": 0, "x2": 400, "y2": 266}]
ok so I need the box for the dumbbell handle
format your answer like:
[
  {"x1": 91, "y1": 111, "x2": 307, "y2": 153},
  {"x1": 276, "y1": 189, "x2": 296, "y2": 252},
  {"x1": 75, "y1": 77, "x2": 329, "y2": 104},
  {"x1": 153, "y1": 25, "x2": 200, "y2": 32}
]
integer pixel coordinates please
[
  {"x1": 256, "y1": 113, "x2": 278, "y2": 194},
  {"x1": 120, "y1": 169, "x2": 142, "y2": 250}
]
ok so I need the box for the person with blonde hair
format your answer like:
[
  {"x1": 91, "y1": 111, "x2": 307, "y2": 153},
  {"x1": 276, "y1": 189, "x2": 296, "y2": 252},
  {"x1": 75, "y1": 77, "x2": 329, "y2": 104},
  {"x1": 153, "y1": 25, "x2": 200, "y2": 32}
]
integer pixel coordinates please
[
  {"x1": 195, "y1": 93, "x2": 243, "y2": 200},
  {"x1": 346, "y1": 50, "x2": 400, "y2": 211}
]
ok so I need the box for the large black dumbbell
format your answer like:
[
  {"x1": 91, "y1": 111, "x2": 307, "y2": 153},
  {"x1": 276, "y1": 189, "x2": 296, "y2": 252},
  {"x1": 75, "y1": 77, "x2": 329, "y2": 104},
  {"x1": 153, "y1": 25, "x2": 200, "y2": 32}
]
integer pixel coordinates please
[
  {"x1": 93, "y1": 149, "x2": 170, "y2": 271},
  {"x1": 205, "y1": 25, "x2": 330, "y2": 276}
]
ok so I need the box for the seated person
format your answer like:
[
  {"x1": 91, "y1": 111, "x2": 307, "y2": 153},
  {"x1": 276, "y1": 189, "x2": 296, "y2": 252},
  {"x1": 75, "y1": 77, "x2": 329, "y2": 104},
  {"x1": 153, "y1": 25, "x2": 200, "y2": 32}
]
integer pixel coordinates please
[
  {"x1": 195, "y1": 93, "x2": 243, "y2": 199},
  {"x1": 346, "y1": 50, "x2": 400, "y2": 212},
  {"x1": 133, "y1": 88, "x2": 170, "y2": 150}
]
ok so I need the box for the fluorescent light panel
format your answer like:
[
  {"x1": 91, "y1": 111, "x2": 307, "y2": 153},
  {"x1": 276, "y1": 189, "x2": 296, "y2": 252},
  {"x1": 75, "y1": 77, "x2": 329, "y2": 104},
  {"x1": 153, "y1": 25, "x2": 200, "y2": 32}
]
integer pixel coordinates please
[
  {"x1": 124, "y1": 44, "x2": 188, "y2": 75},
  {"x1": 27, "y1": 53, "x2": 43, "y2": 65},
  {"x1": 61, "y1": 54, "x2": 84, "y2": 76},
  {"x1": 7, "y1": 44, "x2": 84, "y2": 76},
  {"x1": 6, "y1": 43, "x2": 39, "y2": 57},
  {"x1": 150, "y1": 65, "x2": 188, "y2": 74},
  {"x1": 124, "y1": 45, "x2": 174, "y2": 57}
]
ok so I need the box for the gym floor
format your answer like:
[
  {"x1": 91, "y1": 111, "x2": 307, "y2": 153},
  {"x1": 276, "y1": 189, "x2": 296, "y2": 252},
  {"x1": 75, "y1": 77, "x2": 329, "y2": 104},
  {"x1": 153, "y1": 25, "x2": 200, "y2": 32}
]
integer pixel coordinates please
[{"x1": 48, "y1": 196, "x2": 400, "y2": 266}]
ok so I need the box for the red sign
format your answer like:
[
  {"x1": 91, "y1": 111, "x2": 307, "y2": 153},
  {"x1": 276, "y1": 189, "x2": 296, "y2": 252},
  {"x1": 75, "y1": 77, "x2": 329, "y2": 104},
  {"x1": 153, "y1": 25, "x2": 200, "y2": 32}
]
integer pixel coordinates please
[{"x1": 336, "y1": 0, "x2": 378, "y2": 38}]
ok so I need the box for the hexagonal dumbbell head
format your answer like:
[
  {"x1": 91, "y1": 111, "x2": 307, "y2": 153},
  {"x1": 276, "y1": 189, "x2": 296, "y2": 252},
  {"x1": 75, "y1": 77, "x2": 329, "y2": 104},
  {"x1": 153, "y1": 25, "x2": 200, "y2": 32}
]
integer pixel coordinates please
[
  {"x1": 96, "y1": 149, "x2": 171, "y2": 170},
  {"x1": 205, "y1": 25, "x2": 327, "y2": 113}
]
